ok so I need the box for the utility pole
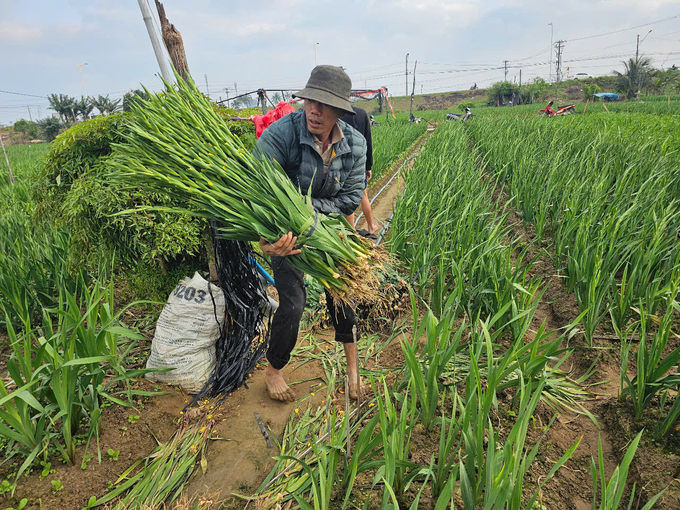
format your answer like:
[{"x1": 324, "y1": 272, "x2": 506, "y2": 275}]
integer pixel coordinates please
[
  {"x1": 636, "y1": 30, "x2": 652, "y2": 63},
  {"x1": 548, "y1": 22, "x2": 553, "y2": 82},
  {"x1": 204, "y1": 74, "x2": 210, "y2": 98},
  {"x1": 0, "y1": 128, "x2": 14, "y2": 185},
  {"x1": 405, "y1": 53, "x2": 409, "y2": 96},
  {"x1": 27, "y1": 106, "x2": 33, "y2": 122},
  {"x1": 234, "y1": 82, "x2": 238, "y2": 97},
  {"x1": 519, "y1": 69, "x2": 522, "y2": 88},
  {"x1": 409, "y1": 61, "x2": 417, "y2": 121},
  {"x1": 504, "y1": 60, "x2": 509, "y2": 81},
  {"x1": 224, "y1": 87, "x2": 230, "y2": 107},
  {"x1": 138, "y1": 0, "x2": 173, "y2": 84},
  {"x1": 555, "y1": 40, "x2": 565, "y2": 82}
]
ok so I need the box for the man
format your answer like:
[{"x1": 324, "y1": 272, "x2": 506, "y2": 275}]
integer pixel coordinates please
[
  {"x1": 255, "y1": 65, "x2": 367, "y2": 402},
  {"x1": 343, "y1": 106, "x2": 379, "y2": 234}
]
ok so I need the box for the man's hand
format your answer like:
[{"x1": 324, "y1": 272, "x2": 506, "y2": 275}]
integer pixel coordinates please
[
  {"x1": 260, "y1": 232, "x2": 302, "y2": 257},
  {"x1": 366, "y1": 169, "x2": 372, "y2": 181}
]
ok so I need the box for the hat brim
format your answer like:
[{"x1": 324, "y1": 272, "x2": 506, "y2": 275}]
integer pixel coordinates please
[{"x1": 293, "y1": 87, "x2": 355, "y2": 115}]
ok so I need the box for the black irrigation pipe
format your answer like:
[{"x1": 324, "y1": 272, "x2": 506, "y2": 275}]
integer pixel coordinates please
[
  {"x1": 355, "y1": 154, "x2": 418, "y2": 225},
  {"x1": 186, "y1": 223, "x2": 271, "y2": 409}
]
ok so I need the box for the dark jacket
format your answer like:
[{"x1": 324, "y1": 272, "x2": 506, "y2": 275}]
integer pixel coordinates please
[
  {"x1": 255, "y1": 110, "x2": 366, "y2": 216},
  {"x1": 341, "y1": 107, "x2": 373, "y2": 172}
]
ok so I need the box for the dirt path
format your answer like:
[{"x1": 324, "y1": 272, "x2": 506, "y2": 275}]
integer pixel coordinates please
[
  {"x1": 356, "y1": 124, "x2": 436, "y2": 235},
  {"x1": 184, "y1": 352, "x2": 326, "y2": 502}
]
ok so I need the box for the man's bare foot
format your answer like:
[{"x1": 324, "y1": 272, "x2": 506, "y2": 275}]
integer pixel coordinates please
[
  {"x1": 368, "y1": 221, "x2": 381, "y2": 235},
  {"x1": 265, "y1": 365, "x2": 296, "y2": 402},
  {"x1": 347, "y1": 372, "x2": 367, "y2": 400}
]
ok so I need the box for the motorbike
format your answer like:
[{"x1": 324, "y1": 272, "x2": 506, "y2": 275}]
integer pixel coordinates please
[
  {"x1": 539, "y1": 101, "x2": 575, "y2": 117},
  {"x1": 446, "y1": 107, "x2": 474, "y2": 122}
]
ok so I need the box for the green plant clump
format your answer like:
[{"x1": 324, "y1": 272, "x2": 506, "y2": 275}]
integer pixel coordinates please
[{"x1": 32, "y1": 113, "x2": 207, "y2": 273}]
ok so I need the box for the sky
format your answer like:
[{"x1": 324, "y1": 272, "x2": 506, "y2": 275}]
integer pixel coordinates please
[{"x1": 1, "y1": 0, "x2": 680, "y2": 124}]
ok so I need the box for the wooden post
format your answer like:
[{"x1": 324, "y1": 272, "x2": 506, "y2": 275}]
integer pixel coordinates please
[
  {"x1": 0, "y1": 131, "x2": 14, "y2": 185},
  {"x1": 583, "y1": 99, "x2": 589, "y2": 115},
  {"x1": 603, "y1": 102, "x2": 609, "y2": 113},
  {"x1": 154, "y1": 1, "x2": 217, "y2": 281},
  {"x1": 155, "y1": 0, "x2": 190, "y2": 81}
]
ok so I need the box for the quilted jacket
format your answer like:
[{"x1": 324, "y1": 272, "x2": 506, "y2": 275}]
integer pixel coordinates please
[{"x1": 254, "y1": 110, "x2": 367, "y2": 216}]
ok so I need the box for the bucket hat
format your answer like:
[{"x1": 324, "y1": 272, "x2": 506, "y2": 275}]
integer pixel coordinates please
[{"x1": 293, "y1": 65, "x2": 355, "y2": 115}]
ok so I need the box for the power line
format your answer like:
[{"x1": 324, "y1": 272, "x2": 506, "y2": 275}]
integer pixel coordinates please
[
  {"x1": 0, "y1": 90, "x2": 47, "y2": 99},
  {"x1": 567, "y1": 13, "x2": 680, "y2": 43}
]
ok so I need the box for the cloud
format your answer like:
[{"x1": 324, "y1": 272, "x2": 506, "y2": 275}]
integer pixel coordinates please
[{"x1": 0, "y1": 21, "x2": 42, "y2": 42}]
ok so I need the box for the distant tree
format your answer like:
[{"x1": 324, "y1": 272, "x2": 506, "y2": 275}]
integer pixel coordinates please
[
  {"x1": 651, "y1": 68, "x2": 679, "y2": 95},
  {"x1": 583, "y1": 83, "x2": 601, "y2": 101},
  {"x1": 74, "y1": 96, "x2": 94, "y2": 121},
  {"x1": 282, "y1": 91, "x2": 292, "y2": 101},
  {"x1": 271, "y1": 92, "x2": 283, "y2": 104},
  {"x1": 123, "y1": 89, "x2": 149, "y2": 112},
  {"x1": 48, "y1": 93, "x2": 76, "y2": 125},
  {"x1": 37, "y1": 117, "x2": 62, "y2": 141},
  {"x1": 90, "y1": 95, "x2": 122, "y2": 116},
  {"x1": 13, "y1": 119, "x2": 39, "y2": 139},
  {"x1": 614, "y1": 57, "x2": 653, "y2": 99},
  {"x1": 487, "y1": 81, "x2": 517, "y2": 106},
  {"x1": 233, "y1": 94, "x2": 255, "y2": 109}
]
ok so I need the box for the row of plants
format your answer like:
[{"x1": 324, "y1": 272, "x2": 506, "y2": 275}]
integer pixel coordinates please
[
  {"x1": 466, "y1": 113, "x2": 680, "y2": 343},
  {"x1": 369, "y1": 121, "x2": 428, "y2": 185},
  {"x1": 251, "y1": 291, "x2": 664, "y2": 509},
  {"x1": 390, "y1": 121, "x2": 540, "y2": 336}
]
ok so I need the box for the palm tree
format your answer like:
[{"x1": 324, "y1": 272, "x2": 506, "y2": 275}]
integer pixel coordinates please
[
  {"x1": 90, "y1": 95, "x2": 107, "y2": 116},
  {"x1": 73, "y1": 97, "x2": 94, "y2": 121},
  {"x1": 48, "y1": 93, "x2": 75, "y2": 125},
  {"x1": 90, "y1": 95, "x2": 122, "y2": 116},
  {"x1": 106, "y1": 97, "x2": 121, "y2": 114},
  {"x1": 614, "y1": 57, "x2": 653, "y2": 99}
]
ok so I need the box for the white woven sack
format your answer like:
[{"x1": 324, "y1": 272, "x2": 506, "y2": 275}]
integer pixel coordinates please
[{"x1": 145, "y1": 272, "x2": 224, "y2": 393}]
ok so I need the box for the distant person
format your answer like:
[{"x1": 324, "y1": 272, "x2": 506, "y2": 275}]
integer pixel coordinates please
[{"x1": 342, "y1": 107, "x2": 379, "y2": 234}]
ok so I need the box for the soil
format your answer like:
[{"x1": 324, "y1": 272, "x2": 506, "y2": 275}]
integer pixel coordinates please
[
  {"x1": 416, "y1": 89, "x2": 487, "y2": 110},
  {"x1": 0, "y1": 380, "x2": 187, "y2": 510},
  {"x1": 183, "y1": 355, "x2": 328, "y2": 501}
]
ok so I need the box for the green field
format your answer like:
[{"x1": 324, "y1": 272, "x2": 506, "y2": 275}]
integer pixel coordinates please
[{"x1": 1, "y1": 99, "x2": 680, "y2": 508}]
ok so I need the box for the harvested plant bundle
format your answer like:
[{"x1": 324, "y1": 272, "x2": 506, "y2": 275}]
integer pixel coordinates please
[
  {"x1": 95, "y1": 418, "x2": 211, "y2": 509},
  {"x1": 108, "y1": 76, "x2": 380, "y2": 297}
]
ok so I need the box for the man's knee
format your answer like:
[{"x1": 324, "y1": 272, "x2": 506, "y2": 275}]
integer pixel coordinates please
[{"x1": 277, "y1": 290, "x2": 306, "y2": 320}]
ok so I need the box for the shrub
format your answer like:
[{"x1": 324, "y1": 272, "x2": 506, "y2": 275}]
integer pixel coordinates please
[
  {"x1": 459, "y1": 101, "x2": 474, "y2": 112},
  {"x1": 583, "y1": 83, "x2": 601, "y2": 101},
  {"x1": 13, "y1": 119, "x2": 39, "y2": 139},
  {"x1": 486, "y1": 81, "x2": 517, "y2": 106},
  {"x1": 36, "y1": 117, "x2": 62, "y2": 141},
  {"x1": 32, "y1": 113, "x2": 206, "y2": 272}
]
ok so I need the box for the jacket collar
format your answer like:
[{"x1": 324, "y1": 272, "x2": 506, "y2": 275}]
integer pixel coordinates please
[{"x1": 299, "y1": 111, "x2": 351, "y2": 157}]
